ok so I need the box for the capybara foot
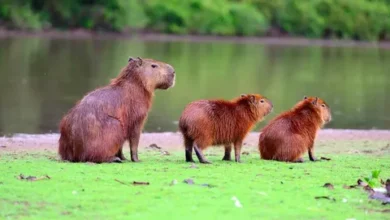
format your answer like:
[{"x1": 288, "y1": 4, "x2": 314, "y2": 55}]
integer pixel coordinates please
[
  {"x1": 185, "y1": 150, "x2": 195, "y2": 162},
  {"x1": 294, "y1": 158, "x2": 304, "y2": 163},
  {"x1": 222, "y1": 155, "x2": 231, "y2": 161},
  {"x1": 110, "y1": 157, "x2": 122, "y2": 163},
  {"x1": 131, "y1": 153, "x2": 140, "y2": 162},
  {"x1": 186, "y1": 158, "x2": 196, "y2": 163},
  {"x1": 310, "y1": 156, "x2": 319, "y2": 162},
  {"x1": 131, "y1": 158, "x2": 140, "y2": 162},
  {"x1": 199, "y1": 160, "x2": 212, "y2": 164}
]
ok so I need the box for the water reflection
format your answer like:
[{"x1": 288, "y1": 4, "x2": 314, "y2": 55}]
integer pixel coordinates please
[{"x1": 0, "y1": 37, "x2": 389, "y2": 135}]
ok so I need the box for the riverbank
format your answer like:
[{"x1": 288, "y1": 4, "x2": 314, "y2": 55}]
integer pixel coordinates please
[
  {"x1": 2, "y1": 29, "x2": 390, "y2": 49},
  {"x1": 1, "y1": 129, "x2": 389, "y2": 153}
]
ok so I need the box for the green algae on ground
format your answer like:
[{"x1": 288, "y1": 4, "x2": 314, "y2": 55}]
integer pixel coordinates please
[{"x1": 0, "y1": 145, "x2": 389, "y2": 219}]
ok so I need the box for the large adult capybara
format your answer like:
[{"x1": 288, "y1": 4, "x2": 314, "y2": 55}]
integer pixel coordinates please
[
  {"x1": 179, "y1": 94, "x2": 273, "y2": 164},
  {"x1": 58, "y1": 57, "x2": 175, "y2": 163},
  {"x1": 259, "y1": 96, "x2": 332, "y2": 162}
]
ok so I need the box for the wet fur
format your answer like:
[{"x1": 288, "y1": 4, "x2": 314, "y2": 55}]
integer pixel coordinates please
[
  {"x1": 259, "y1": 97, "x2": 331, "y2": 162},
  {"x1": 58, "y1": 58, "x2": 175, "y2": 163},
  {"x1": 179, "y1": 94, "x2": 273, "y2": 163}
]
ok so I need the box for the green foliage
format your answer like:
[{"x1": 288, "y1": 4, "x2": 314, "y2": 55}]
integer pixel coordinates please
[
  {"x1": 230, "y1": 3, "x2": 268, "y2": 35},
  {"x1": 279, "y1": 0, "x2": 326, "y2": 38},
  {"x1": 1, "y1": 0, "x2": 390, "y2": 40},
  {"x1": 364, "y1": 170, "x2": 382, "y2": 188},
  {"x1": 0, "y1": 0, "x2": 148, "y2": 31}
]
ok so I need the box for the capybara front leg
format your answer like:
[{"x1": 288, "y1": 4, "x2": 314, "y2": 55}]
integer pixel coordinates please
[
  {"x1": 193, "y1": 144, "x2": 211, "y2": 164},
  {"x1": 222, "y1": 144, "x2": 232, "y2": 161},
  {"x1": 129, "y1": 131, "x2": 141, "y2": 162},
  {"x1": 116, "y1": 148, "x2": 126, "y2": 161},
  {"x1": 184, "y1": 138, "x2": 195, "y2": 162},
  {"x1": 234, "y1": 141, "x2": 243, "y2": 163},
  {"x1": 308, "y1": 149, "x2": 318, "y2": 162}
]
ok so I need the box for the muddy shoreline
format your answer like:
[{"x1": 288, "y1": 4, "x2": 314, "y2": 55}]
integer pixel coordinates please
[
  {"x1": 1, "y1": 129, "x2": 389, "y2": 152},
  {"x1": 1, "y1": 29, "x2": 390, "y2": 49}
]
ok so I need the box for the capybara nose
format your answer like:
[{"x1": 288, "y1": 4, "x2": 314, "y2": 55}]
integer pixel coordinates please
[
  {"x1": 269, "y1": 101, "x2": 273, "y2": 108},
  {"x1": 167, "y1": 64, "x2": 175, "y2": 74}
]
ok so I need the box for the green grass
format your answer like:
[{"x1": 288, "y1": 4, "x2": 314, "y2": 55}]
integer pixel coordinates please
[{"x1": 0, "y1": 143, "x2": 390, "y2": 219}]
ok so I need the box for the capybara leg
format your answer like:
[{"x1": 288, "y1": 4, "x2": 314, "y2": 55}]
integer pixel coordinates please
[
  {"x1": 308, "y1": 149, "x2": 318, "y2": 162},
  {"x1": 129, "y1": 130, "x2": 141, "y2": 162},
  {"x1": 116, "y1": 148, "x2": 126, "y2": 161},
  {"x1": 234, "y1": 141, "x2": 243, "y2": 163},
  {"x1": 193, "y1": 144, "x2": 211, "y2": 164},
  {"x1": 294, "y1": 157, "x2": 304, "y2": 163},
  {"x1": 110, "y1": 157, "x2": 123, "y2": 163},
  {"x1": 222, "y1": 144, "x2": 232, "y2": 161},
  {"x1": 184, "y1": 138, "x2": 195, "y2": 162}
]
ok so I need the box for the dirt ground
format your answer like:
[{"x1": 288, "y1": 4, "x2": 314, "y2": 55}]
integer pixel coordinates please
[{"x1": 1, "y1": 129, "x2": 389, "y2": 153}]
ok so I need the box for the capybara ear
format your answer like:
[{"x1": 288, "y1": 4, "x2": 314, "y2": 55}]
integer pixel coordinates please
[
  {"x1": 312, "y1": 97, "x2": 318, "y2": 105},
  {"x1": 136, "y1": 57, "x2": 143, "y2": 66},
  {"x1": 249, "y1": 95, "x2": 257, "y2": 104},
  {"x1": 303, "y1": 96, "x2": 308, "y2": 100},
  {"x1": 128, "y1": 57, "x2": 134, "y2": 62}
]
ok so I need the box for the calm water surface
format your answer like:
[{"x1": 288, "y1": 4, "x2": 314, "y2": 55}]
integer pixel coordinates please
[{"x1": 0, "y1": 37, "x2": 389, "y2": 135}]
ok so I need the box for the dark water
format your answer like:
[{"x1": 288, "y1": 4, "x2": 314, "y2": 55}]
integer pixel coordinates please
[{"x1": 0, "y1": 37, "x2": 389, "y2": 135}]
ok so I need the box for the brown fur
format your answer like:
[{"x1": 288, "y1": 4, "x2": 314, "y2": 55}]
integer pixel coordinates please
[
  {"x1": 179, "y1": 94, "x2": 273, "y2": 163},
  {"x1": 259, "y1": 96, "x2": 332, "y2": 162},
  {"x1": 58, "y1": 57, "x2": 176, "y2": 163}
]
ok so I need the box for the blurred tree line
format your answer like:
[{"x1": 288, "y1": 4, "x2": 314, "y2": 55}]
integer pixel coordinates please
[{"x1": 1, "y1": 0, "x2": 390, "y2": 41}]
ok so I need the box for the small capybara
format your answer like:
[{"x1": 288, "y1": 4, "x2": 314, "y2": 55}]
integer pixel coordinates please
[
  {"x1": 179, "y1": 94, "x2": 273, "y2": 164},
  {"x1": 58, "y1": 57, "x2": 176, "y2": 163},
  {"x1": 259, "y1": 96, "x2": 332, "y2": 162}
]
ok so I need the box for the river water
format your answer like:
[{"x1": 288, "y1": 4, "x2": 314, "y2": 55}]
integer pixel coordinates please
[{"x1": 0, "y1": 37, "x2": 389, "y2": 135}]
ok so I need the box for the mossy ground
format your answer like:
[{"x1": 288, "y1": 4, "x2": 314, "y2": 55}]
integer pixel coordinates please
[{"x1": 0, "y1": 141, "x2": 389, "y2": 219}]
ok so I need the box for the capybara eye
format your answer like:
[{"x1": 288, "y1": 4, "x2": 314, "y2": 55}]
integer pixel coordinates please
[
  {"x1": 321, "y1": 104, "x2": 325, "y2": 107},
  {"x1": 260, "y1": 99, "x2": 264, "y2": 103},
  {"x1": 151, "y1": 64, "x2": 158, "y2": 68}
]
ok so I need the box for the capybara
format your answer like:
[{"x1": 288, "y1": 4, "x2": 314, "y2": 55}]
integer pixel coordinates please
[
  {"x1": 179, "y1": 94, "x2": 273, "y2": 164},
  {"x1": 58, "y1": 57, "x2": 176, "y2": 163},
  {"x1": 259, "y1": 96, "x2": 332, "y2": 162}
]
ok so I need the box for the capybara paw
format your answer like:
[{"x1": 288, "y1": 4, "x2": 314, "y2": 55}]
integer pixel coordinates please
[
  {"x1": 111, "y1": 157, "x2": 122, "y2": 163},
  {"x1": 294, "y1": 158, "x2": 304, "y2": 163},
  {"x1": 186, "y1": 159, "x2": 196, "y2": 163},
  {"x1": 200, "y1": 160, "x2": 212, "y2": 164},
  {"x1": 310, "y1": 157, "x2": 319, "y2": 162},
  {"x1": 222, "y1": 156, "x2": 232, "y2": 161}
]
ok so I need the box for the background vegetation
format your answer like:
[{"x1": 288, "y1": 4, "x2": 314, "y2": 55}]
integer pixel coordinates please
[{"x1": 1, "y1": 0, "x2": 390, "y2": 41}]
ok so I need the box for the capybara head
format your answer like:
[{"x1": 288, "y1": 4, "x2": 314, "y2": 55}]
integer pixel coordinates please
[
  {"x1": 303, "y1": 96, "x2": 332, "y2": 124},
  {"x1": 239, "y1": 94, "x2": 273, "y2": 119},
  {"x1": 123, "y1": 57, "x2": 175, "y2": 90}
]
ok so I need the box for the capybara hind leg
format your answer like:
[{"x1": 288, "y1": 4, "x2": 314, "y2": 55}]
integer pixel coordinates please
[
  {"x1": 184, "y1": 138, "x2": 195, "y2": 162},
  {"x1": 110, "y1": 157, "x2": 122, "y2": 163},
  {"x1": 222, "y1": 144, "x2": 232, "y2": 161},
  {"x1": 233, "y1": 141, "x2": 243, "y2": 163},
  {"x1": 193, "y1": 144, "x2": 211, "y2": 164},
  {"x1": 294, "y1": 157, "x2": 304, "y2": 163},
  {"x1": 116, "y1": 148, "x2": 126, "y2": 160},
  {"x1": 308, "y1": 149, "x2": 318, "y2": 162}
]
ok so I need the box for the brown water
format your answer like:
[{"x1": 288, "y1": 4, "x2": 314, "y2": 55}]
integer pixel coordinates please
[{"x1": 0, "y1": 37, "x2": 389, "y2": 135}]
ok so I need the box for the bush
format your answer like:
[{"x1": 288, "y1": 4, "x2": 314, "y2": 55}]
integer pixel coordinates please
[
  {"x1": 1, "y1": 0, "x2": 390, "y2": 40},
  {"x1": 0, "y1": 2, "x2": 44, "y2": 30},
  {"x1": 230, "y1": 3, "x2": 268, "y2": 36},
  {"x1": 279, "y1": 0, "x2": 326, "y2": 38}
]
